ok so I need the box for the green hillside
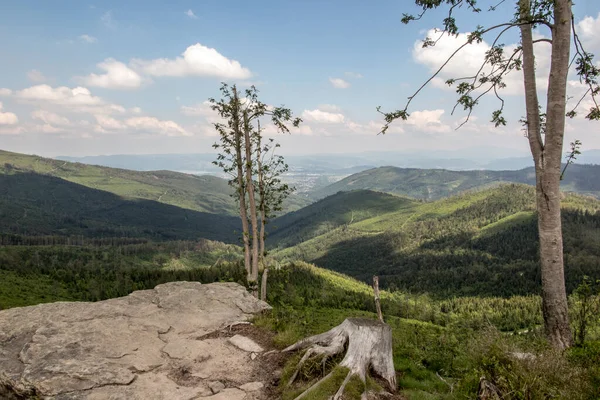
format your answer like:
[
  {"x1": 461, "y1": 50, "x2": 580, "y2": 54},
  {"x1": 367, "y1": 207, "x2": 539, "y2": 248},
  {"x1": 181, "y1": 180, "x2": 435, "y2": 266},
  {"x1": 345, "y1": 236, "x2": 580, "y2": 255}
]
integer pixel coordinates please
[
  {"x1": 309, "y1": 164, "x2": 600, "y2": 200},
  {"x1": 0, "y1": 171, "x2": 240, "y2": 242},
  {"x1": 269, "y1": 190, "x2": 418, "y2": 248},
  {"x1": 0, "y1": 149, "x2": 309, "y2": 215},
  {"x1": 274, "y1": 184, "x2": 600, "y2": 297}
]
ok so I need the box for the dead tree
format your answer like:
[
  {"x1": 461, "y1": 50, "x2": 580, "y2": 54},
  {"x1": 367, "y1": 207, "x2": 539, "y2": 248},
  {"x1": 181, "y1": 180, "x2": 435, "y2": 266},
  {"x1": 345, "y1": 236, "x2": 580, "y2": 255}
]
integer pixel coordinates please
[{"x1": 282, "y1": 318, "x2": 396, "y2": 399}]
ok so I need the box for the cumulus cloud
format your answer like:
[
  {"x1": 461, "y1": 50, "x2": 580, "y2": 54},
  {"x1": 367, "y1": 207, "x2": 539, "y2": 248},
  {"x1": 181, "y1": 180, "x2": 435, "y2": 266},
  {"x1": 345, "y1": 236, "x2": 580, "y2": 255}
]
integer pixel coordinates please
[
  {"x1": 79, "y1": 34, "x2": 98, "y2": 43},
  {"x1": 80, "y1": 58, "x2": 143, "y2": 89},
  {"x1": 27, "y1": 70, "x2": 46, "y2": 83},
  {"x1": 405, "y1": 109, "x2": 451, "y2": 133},
  {"x1": 317, "y1": 104, "x2": 342, "y2": 113},
  {"x1": 413, "y1": 29, "x2": 550, "y2": 96},
  {"x1": 329, "y1": 78, "x2": 350, "y2": 89},
  {"x1": 302, "y1": 109, "x2": 346, "y2": 124},
  {"x1": 185, "y1": 9, "x2": 198, "y2": 19},
  {"x1": 0, "y1": 102, "x2": 18, "y2": 125},
  {"x1": 0, "y1": 88, "x2": 12, "y2": 96},
  {"x1": 94, "y1": 114, "x2": 190, "y2": 136},
  {"x1": 31, "y1": 110, "x2": 71, "y2": 126},
  {"x1": 181, "y1": 100, "x2": 213, "y2": 116},
  {"x1": 14, "y1": 84, "x2": 125, "y2": 114},
  {"x1": 577, "y1": 13, "x2": 600, "y2": 51},
  {"x1": 124, "y1": 116, "x2": 190, "y2": 136},
  {"x1": 132, "y1": 43, "x2": 252, "y2": 79}
]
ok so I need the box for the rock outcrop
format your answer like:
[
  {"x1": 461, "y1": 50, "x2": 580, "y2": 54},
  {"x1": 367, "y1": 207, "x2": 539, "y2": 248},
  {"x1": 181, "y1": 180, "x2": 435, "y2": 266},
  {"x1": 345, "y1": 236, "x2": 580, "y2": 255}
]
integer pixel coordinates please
[{"x1": 0, "y1": 282, "x2": 272, "y2": 399}]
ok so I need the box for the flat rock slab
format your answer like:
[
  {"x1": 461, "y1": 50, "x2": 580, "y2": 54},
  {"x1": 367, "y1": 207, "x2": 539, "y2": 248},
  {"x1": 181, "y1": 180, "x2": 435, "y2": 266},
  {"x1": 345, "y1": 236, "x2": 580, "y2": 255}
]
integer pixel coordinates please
[
  {"x1": 0, "y1": 282, "x2": 271, "y2": 399},
  {"x1": 228, "y1": 335, "x2": 265, "y2": 353}
]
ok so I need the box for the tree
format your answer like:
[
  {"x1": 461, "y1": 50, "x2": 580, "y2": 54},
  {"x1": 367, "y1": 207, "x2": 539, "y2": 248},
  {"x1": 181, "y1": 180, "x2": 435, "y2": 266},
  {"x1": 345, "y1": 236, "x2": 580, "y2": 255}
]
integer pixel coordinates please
[
  {"x1": 379, "y1": 0, "x2": 599, "y2": 349},
  {"x1": 211, "y1": 83, "x2": 300, "y2": 296}
]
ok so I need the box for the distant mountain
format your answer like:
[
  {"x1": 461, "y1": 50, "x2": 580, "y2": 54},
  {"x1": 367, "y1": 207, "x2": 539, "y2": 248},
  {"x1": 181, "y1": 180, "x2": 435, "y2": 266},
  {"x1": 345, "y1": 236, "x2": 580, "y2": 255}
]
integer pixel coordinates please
[
  {"x1": 309, "y1": 164, "x2": 600, "y2": 201},
  {"x1": 1, "y1": 150, "x2": 309, "y2": 215},
  {"x1": 274, "y1": 185, "x2": 600, "y2": 297},
  {"x1": 56, "y1": 149, "x2": 600, "y2": 173}
]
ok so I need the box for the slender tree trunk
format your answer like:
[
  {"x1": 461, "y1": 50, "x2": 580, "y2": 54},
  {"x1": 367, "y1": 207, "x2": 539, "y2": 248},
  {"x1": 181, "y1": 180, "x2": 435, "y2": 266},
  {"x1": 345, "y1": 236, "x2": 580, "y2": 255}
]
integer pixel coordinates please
[
  {"x1": 231, "y1": 87, "x2": 251, "y2": 278},
  {"x1": 243, "y1": 111, "x2": 260, "y2": 296},
  {"x1": 520, "y1": 0, "x2": 573, "y2": 349},
  {"x1": 256, "y1": 128, "x2": 266, "y2": 265},
  {"x1": 373, "y1": 276, "x2": 384, "y2": 323},
  {"x1": 261, "y1": 268, "x2": 268, "y2": 302}
]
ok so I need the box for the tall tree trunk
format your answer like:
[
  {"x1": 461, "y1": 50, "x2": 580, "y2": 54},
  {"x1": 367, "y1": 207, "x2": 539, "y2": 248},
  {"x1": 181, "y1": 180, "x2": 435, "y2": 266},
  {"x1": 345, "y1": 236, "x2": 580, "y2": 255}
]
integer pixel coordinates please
[
  {"x1": 231, "y1": 87, "x2": 251, "y2": 278},
  {"x1": 256, "y1": 128, "x2": 266, "y2": 266},
  {"x1": 520, "y1": 0, "x2": 573, "y2": 349},
  {"x1": 243, "y1": 111, "x2": 260, "y2": 296}
]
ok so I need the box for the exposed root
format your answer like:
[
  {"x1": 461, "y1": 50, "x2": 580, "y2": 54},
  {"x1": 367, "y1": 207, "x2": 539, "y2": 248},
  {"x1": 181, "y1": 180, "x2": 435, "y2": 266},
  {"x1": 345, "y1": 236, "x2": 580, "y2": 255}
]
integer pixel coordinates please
[{"x1": 283, "y1": 318, "x2": 396, "y2": 399}]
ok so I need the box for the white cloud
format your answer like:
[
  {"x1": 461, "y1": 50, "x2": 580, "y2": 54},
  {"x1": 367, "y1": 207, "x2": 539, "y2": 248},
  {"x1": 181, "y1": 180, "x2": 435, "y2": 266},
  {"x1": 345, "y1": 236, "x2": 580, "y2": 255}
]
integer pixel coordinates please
[
  {"x1": 329, "y1": 78, "x2": 350, "y2": 89},
  {"x1": 132, "y1": 43, "x2": 252, "y2": 79},
  {"x1": 94, "y1": 115, "x2": 190, "y2": 136},
  {"x1": 38, "y1": 124, "x2": 63, "y2": 133},
  {"x1": 31, "y1": 110, "x2": 71, "y2": 126},
  {"x1": 79, "y1": 34, "x2": 98, "y2": 43},
  {"x1": 405, "y1": 109, "x2": 451, "y2": 133},
  {"x1": 317, "y1": 104, "x2": 341, "y2": 113},
  {"x1": 345, "y1": 72, "x2": 363, "y2": 79},
  {"x1": 413, "y1": 29, "x2": 549, "y2": 96},
  {"x1": 27, "y1": 70, "x2": 46, "y2": 83},
  {"x1": 302, "y1": 109, "x2": 346, "y2": 124},
  {"x1": 0, "y1": 88, "x2": 12, "y2": 96},
  {"x1": 181, "y1": 100, "x2": 214, "y2": 116},
  {"x1": 0, "y1": 102, "x2": 18, "y2": 125},
  {"x1": 185, "y1": 9, "x2": 198, "y2": 19},
  {"x1": 14, "y1": 84, "x2": 126, "y2": 114},
  {"x1": 80, "y1": 58, "x2": 143, "y2": 89},
  {"x1": 124, "y1": 116, "x2": 190, "y2": 136},
  {"x1": 577, "y1": 13, "x2": 600, "y2": 51},
  {"x1": 94, "y1": 114, "x2": 126, "y2": 132}
]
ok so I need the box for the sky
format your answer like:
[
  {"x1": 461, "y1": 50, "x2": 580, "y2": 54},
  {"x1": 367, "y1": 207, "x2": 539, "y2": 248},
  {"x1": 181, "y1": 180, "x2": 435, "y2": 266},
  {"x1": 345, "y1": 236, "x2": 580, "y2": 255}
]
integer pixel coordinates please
[{"x1": 0, "y1": 0, "x2": 599, "y2": 157}]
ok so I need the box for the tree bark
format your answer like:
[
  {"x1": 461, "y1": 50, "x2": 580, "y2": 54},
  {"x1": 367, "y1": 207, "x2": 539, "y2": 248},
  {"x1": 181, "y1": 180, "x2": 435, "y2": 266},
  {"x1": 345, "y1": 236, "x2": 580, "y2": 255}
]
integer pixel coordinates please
[
  {"x1": 243, "y1": 110, "x2": 260, "y2": 296},
  {"x1": 261, "y1": 268, "x2": 268, "y2": 302},
  {"x1": 519, "y1": 0, "x2": 573, "y2": 349},
  {"x1": 231, "y1": 87, "x2": 251, "y2": 278},
  {"x1": 373, "y1": 276, "x2": 384, "y2": 323},
  {"x1": 283, "y1": 318, "x2": 396, "y2": 399}
]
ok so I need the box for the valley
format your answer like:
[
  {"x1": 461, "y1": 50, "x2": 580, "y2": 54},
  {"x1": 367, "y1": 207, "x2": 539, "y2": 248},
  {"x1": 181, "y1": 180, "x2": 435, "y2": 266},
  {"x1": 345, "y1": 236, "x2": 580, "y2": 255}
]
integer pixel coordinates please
[{"x1": 1, "y1": 149, "x2": 600, "y2": 399}]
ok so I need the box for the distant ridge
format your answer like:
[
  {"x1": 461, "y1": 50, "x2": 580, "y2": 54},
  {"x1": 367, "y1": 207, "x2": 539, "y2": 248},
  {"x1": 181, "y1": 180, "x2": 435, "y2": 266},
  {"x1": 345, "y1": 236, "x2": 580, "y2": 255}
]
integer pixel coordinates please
[{"x1": 308, "y1": 164, "x2": 600, "y2": 201}]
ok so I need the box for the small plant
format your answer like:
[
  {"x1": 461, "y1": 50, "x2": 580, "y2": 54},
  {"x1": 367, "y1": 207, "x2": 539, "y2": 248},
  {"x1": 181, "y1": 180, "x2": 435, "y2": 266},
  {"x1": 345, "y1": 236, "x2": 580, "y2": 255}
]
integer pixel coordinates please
[{"x1": 571, "y1": 276, "x2": 600, "y2": 346}]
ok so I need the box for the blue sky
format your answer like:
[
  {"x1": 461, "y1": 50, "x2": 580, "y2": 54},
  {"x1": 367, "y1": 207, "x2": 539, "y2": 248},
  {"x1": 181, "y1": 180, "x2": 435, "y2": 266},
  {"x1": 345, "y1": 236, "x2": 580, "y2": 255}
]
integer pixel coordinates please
[{"x1": 0, "y1": 0, "x2": 599, "y2": 157}]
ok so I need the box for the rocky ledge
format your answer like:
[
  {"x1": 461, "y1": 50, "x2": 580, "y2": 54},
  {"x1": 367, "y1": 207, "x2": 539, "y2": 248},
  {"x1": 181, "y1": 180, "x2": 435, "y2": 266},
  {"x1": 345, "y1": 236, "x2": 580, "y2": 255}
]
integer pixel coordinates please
[{"x1": 0, "y1": 282, "x2": 273, "y2": 399}]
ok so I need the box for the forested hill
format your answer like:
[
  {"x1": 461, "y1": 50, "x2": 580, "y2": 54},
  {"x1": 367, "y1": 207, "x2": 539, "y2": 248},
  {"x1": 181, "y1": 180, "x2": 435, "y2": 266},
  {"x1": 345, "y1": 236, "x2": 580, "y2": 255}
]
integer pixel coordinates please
[
  {"x1": 308, "y1": 164, "x2": 600, "y2": 201},
  {"x1": 0, "y1": 171, "x2": 240, "y2": 242},
  {"x1": 0, "y1": 150, "x2": 309, "y2": 216},
  {"x1": 274, "y1": 184, "x2": 600, "y2": 297},
  {"x1": 270, "y1": 190, "x2": 417, "y2": 248}
]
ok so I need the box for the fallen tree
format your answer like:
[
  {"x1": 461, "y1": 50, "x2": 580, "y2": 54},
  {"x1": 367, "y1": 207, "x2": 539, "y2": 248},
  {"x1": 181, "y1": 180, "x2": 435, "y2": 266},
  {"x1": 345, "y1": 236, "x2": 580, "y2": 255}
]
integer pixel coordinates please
[{"x1": 282, "y1": 318, "x2": 396, "y2": 399}]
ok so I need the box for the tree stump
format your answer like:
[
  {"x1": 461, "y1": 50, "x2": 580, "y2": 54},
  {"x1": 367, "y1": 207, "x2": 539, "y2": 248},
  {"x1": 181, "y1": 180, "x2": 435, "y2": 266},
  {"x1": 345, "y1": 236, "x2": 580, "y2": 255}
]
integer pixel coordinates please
[{"x1": 282, "y1": 318, "x2": 396, "y2": 400}]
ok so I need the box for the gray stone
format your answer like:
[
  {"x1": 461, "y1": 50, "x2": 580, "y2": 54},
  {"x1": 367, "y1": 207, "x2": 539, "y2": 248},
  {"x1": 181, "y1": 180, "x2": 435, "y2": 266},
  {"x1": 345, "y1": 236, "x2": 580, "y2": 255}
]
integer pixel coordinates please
[
  {"x1": 0, "y1": 282, "x2": 271, "y2": 399},
  {"x1": 239, "y1": 381, "x2": 264, "y2": 392},
  {"x1": 200, "y1": 388, "x2": 247, "y2": 399},
  {"x1": 208, "y1": 380, "x2": 225, "y2": 394},
  {"x1": 228, "y1": 335, "x2": 264, "y2": 353}
]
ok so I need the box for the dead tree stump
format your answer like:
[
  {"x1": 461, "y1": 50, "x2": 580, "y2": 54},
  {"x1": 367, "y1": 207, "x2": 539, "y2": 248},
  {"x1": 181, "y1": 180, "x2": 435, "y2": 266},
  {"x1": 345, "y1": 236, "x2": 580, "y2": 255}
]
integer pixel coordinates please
[{"x1": 282, "y1": 318, "x2": 396, "y2": 399}]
